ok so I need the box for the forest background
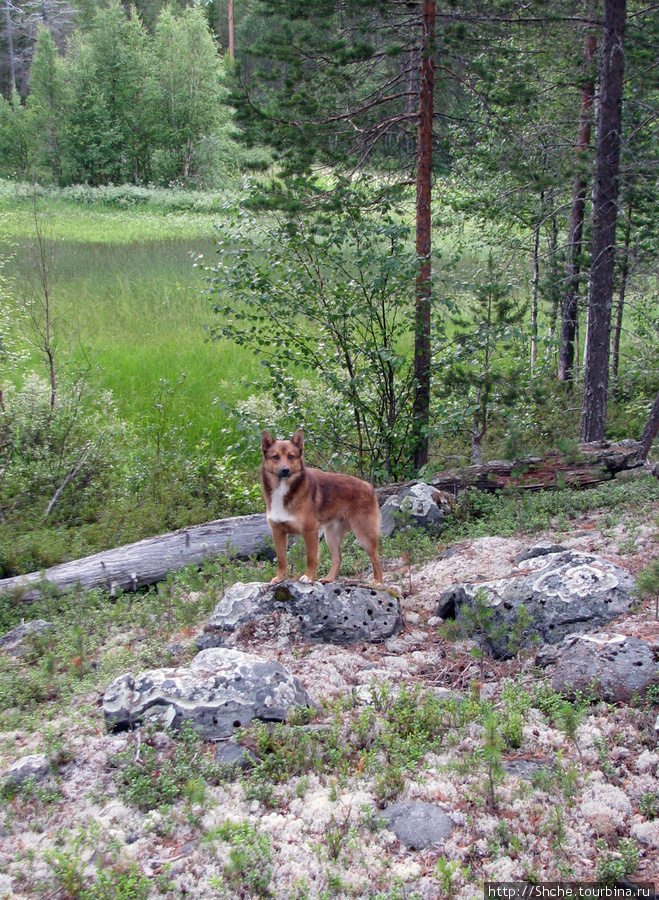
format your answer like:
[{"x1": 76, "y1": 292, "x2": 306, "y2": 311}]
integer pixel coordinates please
[{"x1": 0, "y1": 0, "x2": 658, "y2": 578}]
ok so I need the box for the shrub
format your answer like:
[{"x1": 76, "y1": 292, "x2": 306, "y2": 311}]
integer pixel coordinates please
[{"x1": 0, "y1": 372, "x2": 125, "y2": 526}]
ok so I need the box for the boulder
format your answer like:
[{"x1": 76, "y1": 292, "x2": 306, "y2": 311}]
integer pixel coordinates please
[
  {"x1": 379, "y1": 801, "x2": 454, "y2": 850},
  {"x1": 214, "y1": 741, "x2": 256, "y2": 770},
  {"x1": 4, "y1": 753, "x2": 50, "y2": 787},
  {"x1": 543, "y1": 633, "x2": 659, "y2": 702},
  {"x1": 436, "y1": 550, "x2": 635, "y2": 659},
  {"x1": 204, "y1": 580, "x2": 402, "y2": 646},
  {"x1": 102, "y1": 648, "x2": 313, "y2": 740},
  {"x1": 0, "y1": 620, "x2": 52, "y2": 657},
  {"x1": 380, "y1": 483, "x2": 452, "y2": 537}
]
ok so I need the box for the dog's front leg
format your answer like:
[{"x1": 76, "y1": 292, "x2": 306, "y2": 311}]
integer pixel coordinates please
[
  {"x1": 299, "y1": 525, "x2": 319, "y2": 583},
  {"x1": 269, "y1": 522, "x2": 289, "y2": 584}
]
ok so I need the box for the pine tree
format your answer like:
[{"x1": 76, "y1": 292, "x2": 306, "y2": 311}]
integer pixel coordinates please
[
  {"x1": 438, "y1": 254, "x2": 527, "y2": 465},
  {"x1": 580, "y1": 0, "x2": 627, "y2": 443}
]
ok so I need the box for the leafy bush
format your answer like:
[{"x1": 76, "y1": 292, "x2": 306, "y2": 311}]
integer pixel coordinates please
[
  {"x1": 111, "y1": 723, "x2": 221, "y2": 812},
  {"x1": 0, "y1": 372, "x2": 125, "y2": 527},
  {"x1": 595, "y1": 838, "x2": 640, "y2": 884},
  {"x1": 207, "y1": 178, "x2": 445, "y2": 482},
  {"x1": 209, "y1": 821, "x2": 273, "y2": 898}
]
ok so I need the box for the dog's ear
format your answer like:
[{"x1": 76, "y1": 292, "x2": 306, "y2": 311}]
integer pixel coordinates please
[
  {"x1": 261, "y1": 431, "x2": 274, "y2": 453},
  {"x1": 291, "y1": 428, "x2": 304, "y2": 452}
]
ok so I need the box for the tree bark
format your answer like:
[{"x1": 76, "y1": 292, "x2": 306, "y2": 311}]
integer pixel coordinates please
[
  {"x1": 4, "y1": 0, "x2": 16, "y2": 99},
  {"x1": 546, "y1": 195, "x2": 559, "y2": 360},
  {"x1": 412, "y1": 0, "x2": 435, "y2": 472},
  {"x1": 611, "y1": 196, "x2": 632, "y2": 382},
  {"x1": 0, "y1": 514, "x2": 274, "y2": 601},
  {"x1": 228, "y1": 0, "x2": 234, "y2": 59},
  {"x1": 640, "y1": 394, "x2": 659, "y2": 460},
  {"x1": 558, "y1": 25, "x2": 597, "y2": 386},
  {"x1": 580, "y1": 0, "x2": 627, "y2": 442},
  {"x1": 531, "y1": 200, "x2": 542, "y2": 375}
]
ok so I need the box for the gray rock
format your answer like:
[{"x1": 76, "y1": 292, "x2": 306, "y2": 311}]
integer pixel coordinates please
[
  {"x1": 380, "y1": 483, "x2": 451, "y2": 537},
  {"x1": 196, "y1": 631, "x2": 226, "y2": 651},
  {"x1": 514, "y1": 543, "x2": 566, "y2": 565},
  {"x1": 102, "y1": 648, "x2": 313, "y2": 740},
  {"x1": 214, "y1": 741, "x2": 256, "y2": 770},
  {"x1": 549, "y1": 633, "x2": 659, "y2": 702},
  {"x1": 0, "y1": 620, "x2": 52, "y2": 657},
  {"x1": 436, "y1": 550, "x2": 635, "y2": 659},
  {"x1": 380, "y1": 801, "x2": 454, "y2": 850},
  {"x1": 5, "y1": 753, "x2": 50, "y2": 787},
  {"x1": 206, "y1": 581, "x2": 402, "y2": 646}
]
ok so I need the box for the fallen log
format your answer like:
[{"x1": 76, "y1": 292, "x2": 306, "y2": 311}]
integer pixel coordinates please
[
  {"x1": 428, "y1": 441, "x2": 647, "y2": 496},
  {"x1": 0, "y1": 514, "x2": 274, "y2": 602}
]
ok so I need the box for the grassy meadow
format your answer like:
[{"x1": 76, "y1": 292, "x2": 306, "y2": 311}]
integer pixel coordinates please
[{"x1": 1, "y1": 182, "x2": 262, "y2": 455}]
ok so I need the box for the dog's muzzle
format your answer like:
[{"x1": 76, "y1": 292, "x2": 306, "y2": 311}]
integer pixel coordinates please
[{"x1": 277, "y1": 467, "x2": 291, "y2": 478}]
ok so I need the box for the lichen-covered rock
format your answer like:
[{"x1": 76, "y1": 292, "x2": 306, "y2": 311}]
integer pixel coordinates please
[
  {"x1": 4, "y1": 753, "x2": 50, "y2": 787},
  {"x1": 380, "y1": 801, "x2": 454, "y2": 850},
  {"x1": 380, "y1": 483, "x2": 452, "y2": 537},
  {"x1": 436, "y1": 550, "x2": 635, "y2": 659},
  {"x1": 0, "y1": 620, "x2": 52, "y2": 657},
  {"x1": 102, "y1": 648, "x2": 313, "y2": 740},
  {"x1": 514, "y1": 543, "x2": 566, "y2": 565},
  {"x1": 547, "y1": 633, "x2": 659, "y2": 702},
  {"x1": 205, "y1": 580, "x2": 402, "y2": 646}
]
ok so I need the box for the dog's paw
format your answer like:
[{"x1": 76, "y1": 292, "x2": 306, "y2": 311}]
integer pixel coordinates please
[
  {"x1": 298, "y1": 574, "x2": 313, "y2": 584},
  {"x1": 270, "y1": 575, "x2": 286, "y2": 585}
]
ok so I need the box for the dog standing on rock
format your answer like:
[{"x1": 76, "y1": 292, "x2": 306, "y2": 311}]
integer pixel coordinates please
[{"x1": 261, "y1": 429, "x2": 384, "y2": 586}]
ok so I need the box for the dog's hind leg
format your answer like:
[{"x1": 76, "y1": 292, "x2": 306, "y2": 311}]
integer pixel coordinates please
[
  {"x1": 321, "y1": 519, "x2": 350, "y2": 583},
  {"x1": 352, "y1": 519, "x2": 384, "y2": 586}
]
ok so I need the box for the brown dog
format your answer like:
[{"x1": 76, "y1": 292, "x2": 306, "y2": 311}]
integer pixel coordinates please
[{"x1": 261, "y1": 429, "x2": 383, "y2": 585}]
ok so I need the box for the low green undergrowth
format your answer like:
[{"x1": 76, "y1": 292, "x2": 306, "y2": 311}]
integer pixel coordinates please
[
  {"x1": 442, "y1": 476, "x2": 659, "y2": 542},
  {"x1": 110, "y1": 722, "x2": 223, "y2": 813},
  {"x1": 206, "y1": 821, "x2": 274, "y2": 898},
  {"x1": 0, "y1": 556, "x2": 273, "y2": 728}
]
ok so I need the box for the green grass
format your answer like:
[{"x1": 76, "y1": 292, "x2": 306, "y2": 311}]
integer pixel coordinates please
[{"x1": 0, "y1": 181, "x2": 262, "y2": 453}]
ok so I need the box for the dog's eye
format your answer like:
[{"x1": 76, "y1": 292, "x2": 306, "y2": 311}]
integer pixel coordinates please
[
  {"x1": 272, "y1": 454, "x2": 279, "y2": 461},
  {"x1": 288, "y1": 454, "x2": 295, "y2": 461}
]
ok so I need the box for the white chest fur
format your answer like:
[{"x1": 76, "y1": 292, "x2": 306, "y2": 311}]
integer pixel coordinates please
[{"x1": 267, "y1": 479, "x2": 294, "y2": 523}]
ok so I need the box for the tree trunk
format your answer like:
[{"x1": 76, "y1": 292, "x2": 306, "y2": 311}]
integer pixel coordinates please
[
  {"x1": 228, "y1": 0, "x2": 234, "y2": 59},
  {"x1": 546, "y1": 205, "x2": 559, "y2": 360},
  {"x1": 640, "y1": 394, "x2": 659, "y2": 460},
  {"x1": 412, "y1": 0, "x2": 435, "y2": 472},
  {"x1": 611, "y1": 196, "x2": 632, "y2": 382},
  {"x1": 4, "y1": 0, "x2": 16, "y2": 99},
  {"x1": 580, "y1": 0, "x2": 627, "y2": 442},
  {"x1": 0, "y1": 514, "x2": 274, "y2": 601},
  {"x1": 531, "y1": 201, "x2": 542, "y2": 375},
  {"x1": 558, "y1": 26, "x2": 597, "y2": 385}
]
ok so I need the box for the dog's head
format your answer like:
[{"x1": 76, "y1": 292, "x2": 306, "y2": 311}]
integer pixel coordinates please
[{"x1": 261, "y1": 429, "x2": 304, "y2": 480}]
